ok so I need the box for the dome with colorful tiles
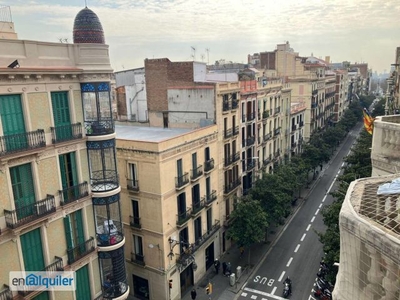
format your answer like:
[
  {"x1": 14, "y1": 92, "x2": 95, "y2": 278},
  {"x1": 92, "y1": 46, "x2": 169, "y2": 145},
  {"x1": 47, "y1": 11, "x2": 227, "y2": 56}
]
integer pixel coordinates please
[{"x1": 73, "y1": 7, "x2": 105, "y2": 44}]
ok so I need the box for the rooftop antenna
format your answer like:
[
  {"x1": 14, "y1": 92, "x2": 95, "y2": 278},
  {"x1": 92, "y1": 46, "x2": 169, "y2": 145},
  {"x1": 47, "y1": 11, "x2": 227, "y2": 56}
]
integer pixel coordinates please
[
  {"x1": 191, "y1": 46, "x2": 196, "y2": 61},
  {"x1": 206, "y1": 48, "x2": 210, "y2": 65},
  {"x1": 200, "y1": 54, "x2": 205, "y2": 62},
  {"x1": 85, "y1": 0, "x2": 88, "y2": 7}
]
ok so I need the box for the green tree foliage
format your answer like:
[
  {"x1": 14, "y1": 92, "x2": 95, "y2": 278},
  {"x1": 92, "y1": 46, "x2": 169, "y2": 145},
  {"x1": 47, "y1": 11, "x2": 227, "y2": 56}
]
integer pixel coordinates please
[{"x1": 226, "y1": 199, "x2": 268, "y2": 264}]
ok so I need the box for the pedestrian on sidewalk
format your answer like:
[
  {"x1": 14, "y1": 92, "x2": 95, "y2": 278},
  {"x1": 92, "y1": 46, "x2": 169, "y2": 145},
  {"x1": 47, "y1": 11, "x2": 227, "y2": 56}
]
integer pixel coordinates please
[
  {"x1": 191, "y1": 288, "x2": 197, "y2": 299},
  {"x1": 222, "y1": 261, "x2": 227, "y2": 276},
  {"x1": 214, "y1": 258, "x2": 220, "y2": 274}
]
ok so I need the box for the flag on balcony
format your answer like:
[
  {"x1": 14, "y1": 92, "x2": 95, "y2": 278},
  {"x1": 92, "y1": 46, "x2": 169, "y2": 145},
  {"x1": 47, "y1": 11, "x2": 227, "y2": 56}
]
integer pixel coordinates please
[{"x1": 363, "y1": 108, "x2": 374, "y2": 135}]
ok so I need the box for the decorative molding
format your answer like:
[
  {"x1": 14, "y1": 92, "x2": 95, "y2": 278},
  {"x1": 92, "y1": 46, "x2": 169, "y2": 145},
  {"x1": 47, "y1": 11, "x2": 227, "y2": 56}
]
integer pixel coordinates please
[{"x1": 57, "y1": 144, "x2": 78, "y2": 154}]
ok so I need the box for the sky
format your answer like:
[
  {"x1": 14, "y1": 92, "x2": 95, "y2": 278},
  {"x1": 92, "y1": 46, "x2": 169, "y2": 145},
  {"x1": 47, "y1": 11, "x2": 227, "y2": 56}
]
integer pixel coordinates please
[{"x1": 1, "y1": 0, "x2": 399, "y2": 74}]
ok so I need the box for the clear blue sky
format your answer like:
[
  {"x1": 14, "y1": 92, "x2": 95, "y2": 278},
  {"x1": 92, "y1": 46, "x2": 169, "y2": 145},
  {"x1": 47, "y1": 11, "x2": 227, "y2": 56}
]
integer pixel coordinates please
[{"x1": 2, "y1": 0, "x2": 399, "y2": 73}]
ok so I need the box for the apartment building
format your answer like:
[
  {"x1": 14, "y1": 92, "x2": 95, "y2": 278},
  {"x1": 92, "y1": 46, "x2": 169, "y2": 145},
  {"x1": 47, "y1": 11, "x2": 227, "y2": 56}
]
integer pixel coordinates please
[
  {"x1": 333, "y1": 70, "x2": 349, "y2": 123},
  {"x1": 116, "y1": 124, "x2": 219, "y2": 300},
  {"x1": 0, "y1": 6, "x2": 128, "y2": 300},
  {"x1": 324, "y1": 74, "x2": 336, "y2": 127},
  {"x1": 385, "y1": 47, "x2": 400, "y2": 115},
  {"x1": 289, "y1": 102, "x2": 305, "y2": 156}
]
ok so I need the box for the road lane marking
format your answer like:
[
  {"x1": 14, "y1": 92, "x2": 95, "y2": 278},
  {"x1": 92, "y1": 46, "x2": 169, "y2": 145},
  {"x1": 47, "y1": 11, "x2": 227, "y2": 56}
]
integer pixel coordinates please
[
  {"x1": 319, "y1": 203, "x2": 322, "y2": 208},
  {"x1": 315, "y1": 209, "x2": 319, "y2": 215},
  {"x1": 286, "y1": 257, "x2": 293, "y2": 267},
  {"x1": 272, "y1": 287, "x2": 277, "y2": 295},
  {"x1": 251, "y1": 295, "x2": 257, "y2": 299},
  {"x1": 306, "y1": 224, "x2": 311, "y2": 231},
  {"x1": 322, "y1": 198, "x2": 325, "y2": 202},
  {"x1": 301, "y1": 233, "x2": 306, "y2": 241},
  {"x1": 278, "y1": 271, "x2": 285, "y2": 282},
  {"x1": 311, "y1": 216, "x2": 315, "y2": 223},
  {"x1": 244, "y1": 287, "x2": 287, "y2": 300},
  {"x1": 294, "y1": 244, "x2": 300, "y2": 253},
  {"x1": 341, "y1": 162, "x2": 345, "y2": 167},
  {"x1": 241, "y1": 292, "x2": 248, "y2": 296}
]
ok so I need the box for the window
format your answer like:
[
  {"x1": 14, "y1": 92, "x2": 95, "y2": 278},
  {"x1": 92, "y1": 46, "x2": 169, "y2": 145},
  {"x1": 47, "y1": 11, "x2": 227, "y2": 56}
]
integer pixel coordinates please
[
  {"x1": 179, "y1": 227, "x2": 189, "y2": 253},
  {"x1": 177, "y1": 159, "x2": 183, "y2": 177},
  {"x1": 51, "y1": 91, "x2": 72, "y2": 140},
  {"x1": 75, "y1": 265, "x2": 91, "y2": 300},
  {"x1": 177, "y1": 192, "x2": 186, "y2": 215},
  {"x1": 225, "y1": 199, "x2": 230, "y2": 219},
  {"x1": 191, "y1": 184, "x2": 200, "y2": 206},
  {"x1": 64, "y1": 209, "x2": 85, "y2": 263},
  {"x1": 133, "y1": 235, "x2": 144, "y2": 263},
  {"x1": 194, "y1": 217, "x2": 202, "y2": 242},
  {"x1": 128, "y1": 163, "x2": 137, "y2": 182},
  {"x1": 59, "y1": 152, "x2": 79, "y2": 203},
  {"x1": 10, "y1": 163, "x2": 35, "y2": 220},
  {"x1": 206, "y1": 209, "x2": 212, "y2": 232},
  {"x1": 20, "y1": 228, "x2": 45, "y2": 271},
  {"x1": 131, "y1": 200, "x2": 140, "y2": 227}
]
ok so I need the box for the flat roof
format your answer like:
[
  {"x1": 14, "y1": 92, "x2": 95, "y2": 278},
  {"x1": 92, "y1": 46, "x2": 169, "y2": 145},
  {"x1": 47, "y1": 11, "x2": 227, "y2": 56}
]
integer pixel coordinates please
[{"x1": 115, "y1": 124, "x2": 193, "y2": 142}]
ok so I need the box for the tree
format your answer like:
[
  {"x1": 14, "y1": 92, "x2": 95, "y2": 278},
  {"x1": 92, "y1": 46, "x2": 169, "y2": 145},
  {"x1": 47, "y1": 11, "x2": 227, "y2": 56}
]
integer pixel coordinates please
[{"x1": 226, "y1": 199, "x2": 268, "y2": 265}]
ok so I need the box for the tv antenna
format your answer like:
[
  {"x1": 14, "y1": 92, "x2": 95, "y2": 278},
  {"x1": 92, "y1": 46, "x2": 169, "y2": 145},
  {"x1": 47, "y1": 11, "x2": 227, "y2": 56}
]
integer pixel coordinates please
[
  {"x1": 200, "y1": 54, "x2": 205, "y2": 62},
  {"x1": 206, "y1": 48, "x2": 210, "y2": 65},
  {"x1": 191, "y1": 46, "x2": 196, "y2": 61}
]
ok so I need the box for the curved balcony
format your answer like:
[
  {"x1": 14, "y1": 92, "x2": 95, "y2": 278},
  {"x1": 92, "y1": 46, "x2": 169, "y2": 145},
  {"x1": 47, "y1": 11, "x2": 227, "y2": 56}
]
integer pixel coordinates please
[
  {"x1": 85, "y1": 119, "x2": 115, "y2": 136},
  {"x1": 96, "y1": 220, "x2": 124, "y2": 248},
  {"x1": 91, "y1": 170, "x2": 119, "y2": 192}
]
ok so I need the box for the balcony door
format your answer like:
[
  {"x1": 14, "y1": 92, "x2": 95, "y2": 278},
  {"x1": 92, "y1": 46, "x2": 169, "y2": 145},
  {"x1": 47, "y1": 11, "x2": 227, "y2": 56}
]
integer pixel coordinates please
[
  {"x1": 10, "y1": 163, "x2": 35, "y2": 220},
  {"x1": 64, "y1": 209, "x2": 85, "y2": 263},
  {"x1": 20, "y1": 228, "x2": 45, "y2": 271},
  {"x1": 75, "y1": 265, "x2": 91, "y2": 300},
  {"x1": 51, "y1": 91, "x2": 72, "y2": 141},
  {"x1": 59, "y1": 152, "x2": 79, "y2": 201},
  {"x1": 0, "y1": 94, "x2": 27, "y2": 151},
  {"x1": 133, "y1": 235, "x2": 144, "y2": 263}
]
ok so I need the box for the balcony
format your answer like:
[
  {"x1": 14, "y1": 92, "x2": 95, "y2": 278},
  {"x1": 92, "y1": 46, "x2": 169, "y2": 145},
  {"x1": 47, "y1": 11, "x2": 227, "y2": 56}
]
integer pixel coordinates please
[
  {"x1": 224, "y1": 152, "x2": 240, "y2": 167},
  {"x1": 51, "y1": 123, "x2": 82, "y2": 144},
  {"x1": 263, "y1": 155, "x2": 272, "y2": 166},
  {"x1": 291, "y1": 124, "x2": 297, "y2": 132},
  {"x1": 175, "y1": 172, "x2": 189, "y2": 190},
  {"x1": 177, "y1": 208, "x2": 192, "y2": 227},
  {"x1": 222, "y1": 101, "x2": 230, "y2": 112},
  {"x1": 224, "y1": 128, "x2": 233, "y2": 139},
  {"x1": 245, "y1": 112, "x2": 256, "y2": 123},
  {"x1": 0, "y1": 129, "x2": 46, "y2": 157},
  {"x1": 191, "y1": 198, "x2": 205, "y2": 216},
  {"x1": 85, "y1": 119, "x2": 114, "y2": 136},
  {"x1": 4, "y1": 195, "x2": 56, "y2": 229},
  {"x1": 233, "y1": 126, "x2": 239, "y2": 136},
  {"x1": 205, "y1": 190, "x2": 217, "y2": 206},
  {"x1": 291, "y1": 142, "x2": 297, "y2": 150},
  {"x1": 177, "y1": 220, "x2": 221, "y2": 267},
  {"x1": 247, "y1": 160, "x2": 256, "y2": 171},
  {"x1": 274, "y1": 127, "x2": 281, "y2": 136},
  {"x1": 127, "y1": 179, "x2": 139, "y2": 192},
  {"x1": 129, "y1": 216, "x2": 141, "y2": 229},
  {"x1": 263, "y1": 111, "x2": 270, "y2": 120},
  {"x1": 312, "y1": 89, "x2": 318, "y2": 95},
  {"x1": 311, "y1": 102, "x2": 317, "y2": 109},
  {"x1": 245, "y1": 136, "x2": 255, "y2": 147},
  {"x1": 274, "y1": 107, "x2": 281, "y2": 115},
  {"x1": 204, "y1": 158, "x2": 215, "y2": 173},
  {"x1": 130, "y1": 252, "x2": 145, "y2": 266},
  {"x1": 59, "y1": 182, "x2": 89, "y2": 206},
  {"x1": 224, "y1": 178, "x2": 241, "y2": 194},
  {"x1": 274, "y1": 149, "x2": 280, "y2": 158},
  {"x1": 0, "y1": 285, "x2": 12, "y2": 300},
  {"x1": 18, "y1": 257, "x2": 64, "y2": 297},
  {"x1": 299, "y1": 121, "x2": 304, "y2": 127},
  {"x1": 190, "y1": 165, "x2": 203, "y2": 181},
  {"x1": 91, "y1": 170, "x2": 119, "y2": 192},
  {"x1": 67, "y1": 237, "x2": 96, "y2": 265}
]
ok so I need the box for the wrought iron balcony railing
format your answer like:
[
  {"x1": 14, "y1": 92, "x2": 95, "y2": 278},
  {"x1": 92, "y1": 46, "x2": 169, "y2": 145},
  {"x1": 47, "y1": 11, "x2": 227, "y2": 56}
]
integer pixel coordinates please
[
  {"x1": 59, "y1": 182, "x2": 89, "y2": 206},
  {"x1": 0, "y1": 285, "x2": 12, "y2": 300},
  {"x1": 67, "y1": 237, "x2": 96, "y2": 265},
  {"x1": 274, "y1": 107, "x2": 281, "y2": 115},
  {"x1": 245, "y1": 136, "x2": 255, "y2": 147},
  {"x1": 233, "y1": 126, "x2": 240, "y2": 136},
  {"x1": 191, "y1": 198, "x2": 205, "y2": 216},
  {"x1": 299, "y1": 121, "x2": 304, "y2": 127},
  {"x1": 175, "y1": 172, "x2": 189, "y2": 189},
  {"x1": 85, "y1": 119, "x2": 114, "y2": 136},
  {"x1": 222, "y1": 101, "x2": 230, "y2": 112},
  {"x1": 0, "y1": 129, "x2": 46, "y2": 157},
  {"x1": 4, "y1": 194, "x2": 56, "y2": 229},
  {"x1": 224, "y1": 178, "x2": 241, "y2": 194},
  {"x1": 263, "y1": 155, "x2": 272, "y2": 166},
  {"x1": 263, "y1": 111, "x2": 269, "y2": 119},
  {"x1": 231, "y1": 99, "x2": 239, "y2": 110},
  {"x1": 224, "y1": 128, "x2": 233, "y2": 139},
  {"x1": 91, "y1": 170, "x2": 119, "y2": 192},
  {"x1": 274, "y1": 128, "x2": 281, "y2": 136},
  {"x1": 205, "y1": 190, "x2": 217, "y2": 206},
  {"x1": 291, "y1": 142, "x2": 297, "y2": 149},
  {"x1": 291, "y1": 124, "x2": 297, "y2": 132},
  {"x1": 177, "y1": 208, "x2": 192, "y2": 226},
  {"x1": 131, "y1": 252, "x2": 145, "y2": 266},
  {"x1": 129, "y1": 216, "x2": 141, "y2": 229},
  {"x1": 204, "y1": 158, "x2": 214, "y2": 173},
  {"x1": 224, "y1": 152, "x2": 240, "y2": 167},
  {"x1": 190, "y1": 165, "x2": 203, "y2": 181},
  {"x1": 51, "y1": 123, "x2": 82, "y2": 144},
  {"x1": 127, "y1": 179, "x2": 139, "y2": 192},
  {"x1": 247, "y1": 160, "x2": 256, "y2": 171}
]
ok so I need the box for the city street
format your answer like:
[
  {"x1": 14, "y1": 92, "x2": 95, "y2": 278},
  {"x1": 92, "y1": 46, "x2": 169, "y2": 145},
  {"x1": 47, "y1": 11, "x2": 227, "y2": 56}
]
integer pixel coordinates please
[{"x1": 236, "y1": 124, "x2": 363, "y2": 300}]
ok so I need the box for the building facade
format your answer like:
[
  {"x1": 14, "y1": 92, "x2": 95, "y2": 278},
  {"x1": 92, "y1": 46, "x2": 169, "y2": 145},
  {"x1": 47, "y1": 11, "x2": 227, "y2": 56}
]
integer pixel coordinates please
[
  {"x1": 116, "y1": 125, "x2": 220, "y2": 300},
  {"x1": 0, "y1": 6, "x2": 128, "y2": 300}
]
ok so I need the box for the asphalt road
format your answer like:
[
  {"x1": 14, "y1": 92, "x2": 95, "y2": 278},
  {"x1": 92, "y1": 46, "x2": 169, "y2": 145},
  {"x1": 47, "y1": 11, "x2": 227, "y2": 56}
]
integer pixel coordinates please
[{"x1": 236, "y1": 123, "x2": 363, "y2": 300}]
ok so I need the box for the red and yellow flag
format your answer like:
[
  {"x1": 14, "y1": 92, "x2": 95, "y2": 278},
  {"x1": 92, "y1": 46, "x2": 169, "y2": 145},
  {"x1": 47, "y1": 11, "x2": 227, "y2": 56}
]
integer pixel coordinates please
[{"x1": 363, "y1": 108, "x2": 374, "y2": 134}]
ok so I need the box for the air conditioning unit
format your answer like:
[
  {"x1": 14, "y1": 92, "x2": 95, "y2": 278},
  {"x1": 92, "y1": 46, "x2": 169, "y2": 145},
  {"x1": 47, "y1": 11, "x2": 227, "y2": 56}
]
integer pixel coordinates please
[{"x1": 130, "y1": 114, "x2": 137, "y2": 122}]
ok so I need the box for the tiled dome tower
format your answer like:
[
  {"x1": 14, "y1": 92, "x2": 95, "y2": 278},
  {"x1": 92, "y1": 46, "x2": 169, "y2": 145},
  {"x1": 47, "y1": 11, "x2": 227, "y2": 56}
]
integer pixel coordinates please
[{"x1": 73, "y1": 7, "x2": 105, "y2": 44}]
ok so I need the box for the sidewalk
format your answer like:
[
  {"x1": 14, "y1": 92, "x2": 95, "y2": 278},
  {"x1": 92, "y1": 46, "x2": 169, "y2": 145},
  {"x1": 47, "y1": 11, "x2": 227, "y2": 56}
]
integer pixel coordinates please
[{"x1": 181, "y1": 172, "x2": 324, "y2": 300}]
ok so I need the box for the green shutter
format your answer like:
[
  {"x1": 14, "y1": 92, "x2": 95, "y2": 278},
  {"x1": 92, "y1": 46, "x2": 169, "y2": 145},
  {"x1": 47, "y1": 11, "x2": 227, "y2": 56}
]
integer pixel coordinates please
[
  {"x1": 75, "y1": 265, "x2": 91, "y2": 300},
  {"x1": 10, "y1": 163, "x2": 35, "y2": 219},
  {"x1": 0, "y1": 94, "x2": 27, "y2": 151},
  {"x1": 74, "y1": 209, "x2": 85, "y2": 246},
  {"x1": 51, "y1": 91, "x2": 72, "y2": 141},
  {"x1": 59, "y1": 152, "x2": 79, "y2": 202},
  {"x1": 20, "y1": 228, "x2": 45, "y2": 271}
]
